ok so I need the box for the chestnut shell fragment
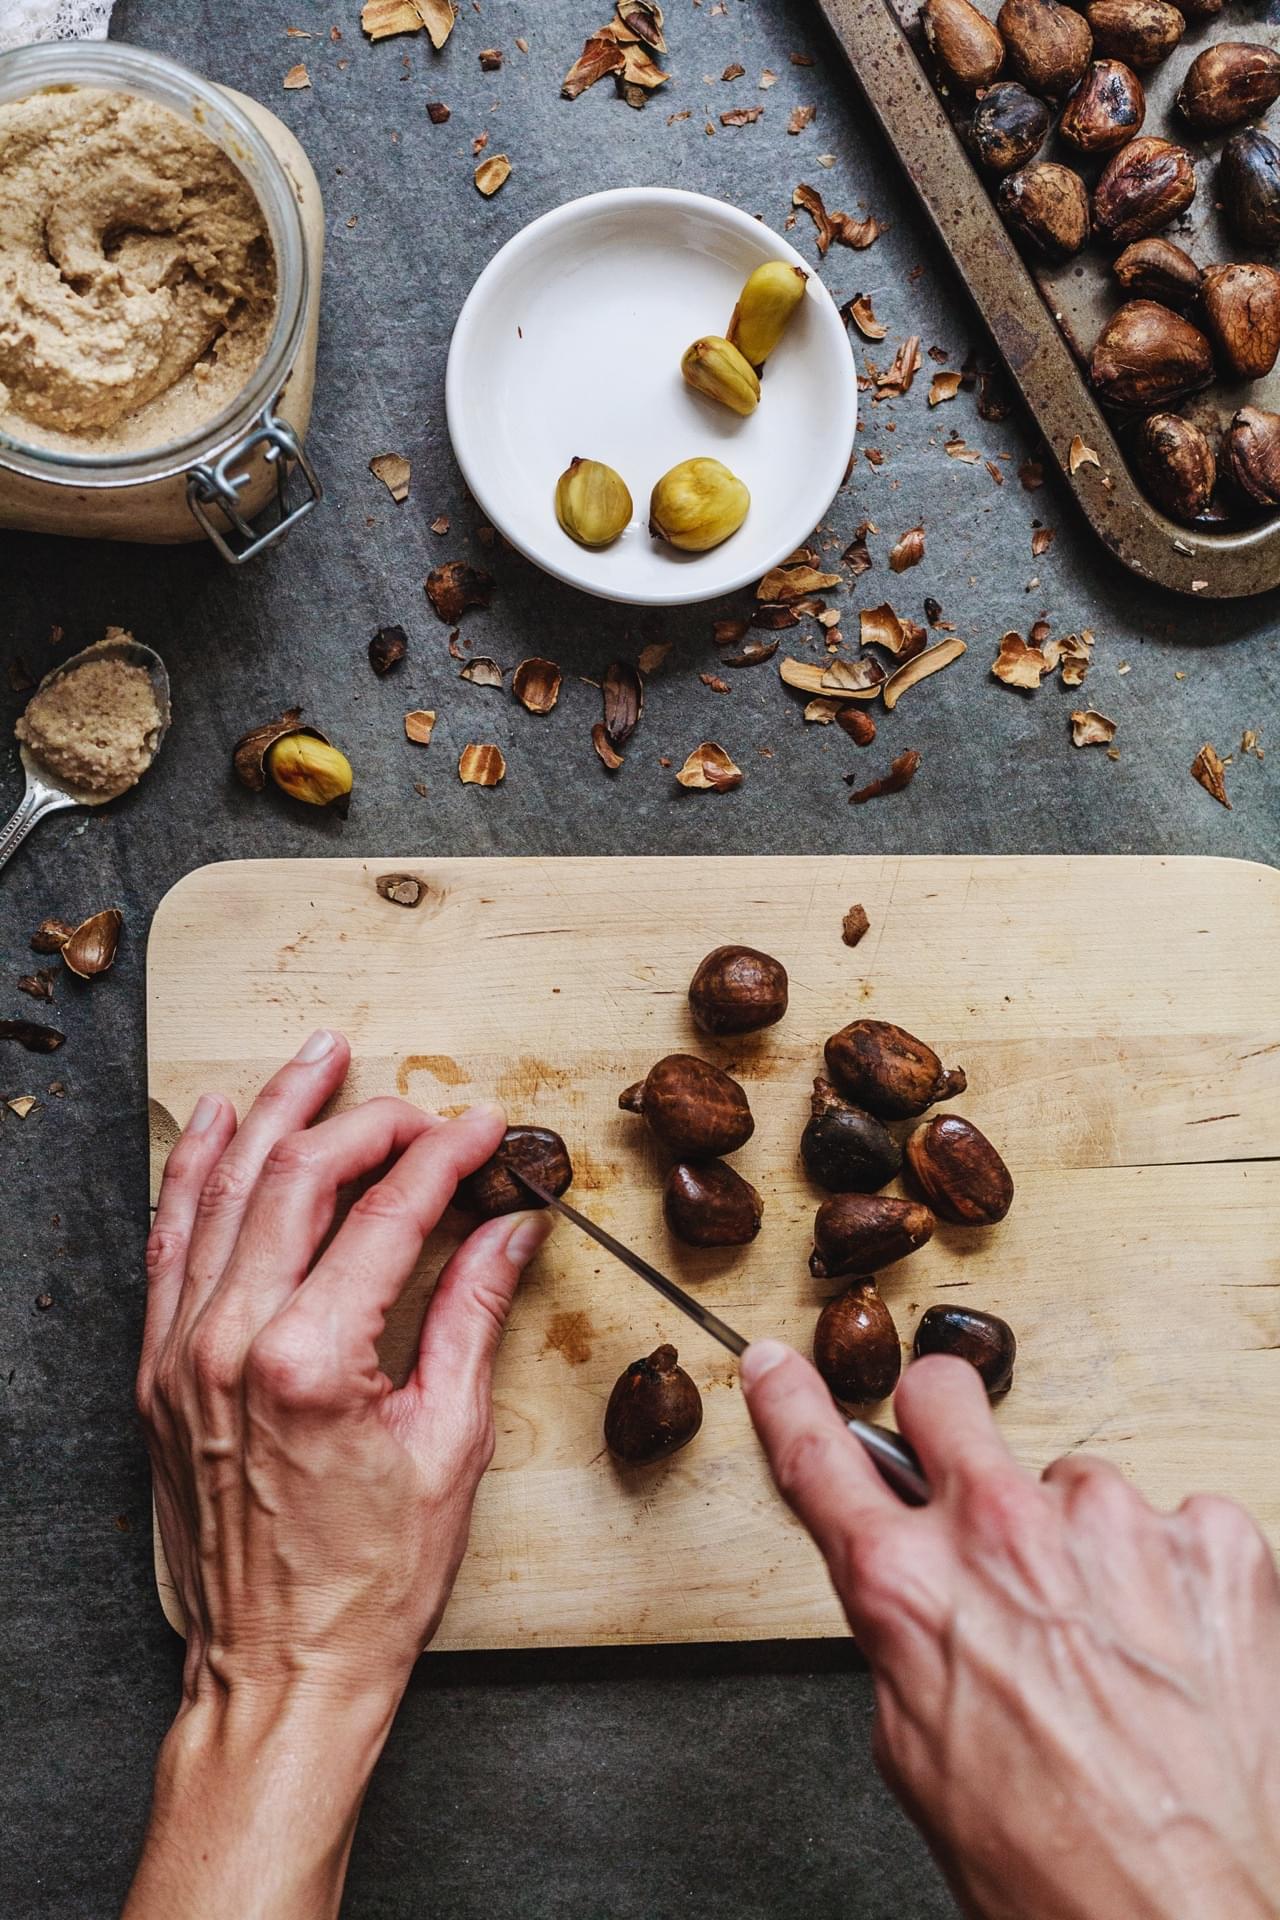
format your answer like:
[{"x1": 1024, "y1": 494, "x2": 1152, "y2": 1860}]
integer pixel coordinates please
[
  {"x1": 906, "y1": 1114, "x2": 1015, "y2": 1225},
  {"x1": 810, "y1": 1194, "x2": 936, "y2": 1279},
  {"x1": 688, "y1": 944, "x2": 788, "y2": 1035},
  {"x1": 664, "y1": 1160, "x2": 763, "y2": 1247},
  {"x1": 814, "y1": 1284, "x2": 902, "y2": 1406},
  {"x1": 604, "y1": 1344, "x2": 703, "y2": 1465},
  {"x1": 914, "y1": 1304, "x2": 1017, "y2": 1396},
  {"x1": 801, "y1": 1077, "x2": 903, "y2": 1193},
  {"x1": 619, "y1": 1053, "x2": 754, "y2": 1158},
  {"x1": 456, "y1": 1126, "x2": 573, "y2": 1219},
  {"x1": 824, "y1": 1019, "x2": 966, "y2": 1121}
]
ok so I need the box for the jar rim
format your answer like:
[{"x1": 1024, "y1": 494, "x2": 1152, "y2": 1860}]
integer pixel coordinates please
[{"x1": 0, "y1": 42, "x2": 309, "y2": 487}]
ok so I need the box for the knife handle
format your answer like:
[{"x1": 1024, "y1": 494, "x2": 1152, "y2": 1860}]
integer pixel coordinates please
[{"x1": 847, "y1": 1420, "x2": 931, "y2": 1506}]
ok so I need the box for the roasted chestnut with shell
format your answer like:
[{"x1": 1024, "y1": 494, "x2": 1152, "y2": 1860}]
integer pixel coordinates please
[
  {"x1": 604, "y1": 1345, "x2": 703, "y2": 1465},
  {"x1": 997, "y1": 0, "x2": 1092, "y2": 98},
  {"x1": 1092, "y1": 136, "x2": 1196, "y2": 249},
  {"x1": 1224, "y1": 405, "x2": 1280, "y2": 507},
  {"x1": 801, "y1": 1077, "x2": 903, "y2": 1192},
  {"x1": 1131, "y1": 413, "x2": 1217, "y2": 524},
  {"x1": 968, "y1": 81, "x2": 1051, "y2": 174},
  {"x1": 1059, "y1": 59, "x2": 1145, "y2": 154},
  {"x1": 1112, "y1": 236, "x2": 1202, "y2": 309},
  {"x1": 456, "y1": 1126, "x2": 573, "y2": 1218},
  {"x1": 906, "y1": 1114, "x2": 1015, "y2": 1225},
  {"x1": 688, "y1": 944, "x2": 788, "y2": 1035},
  {"x1": 998, "y1": 160, "x2": 1091, "y2": 259},
  {"x1": 619, "y1": 1053, "x2": 754, "y2": 1158},
  {"x1": 824, "y1": 1019, "x2": 966, "y2": 1122},
  {"x1": 1089, "y1": 301, "x2": 1213, "y2": 410},
  {"x1": 913, "y1": 1304, "x2": 1017, "y2": 1396},
  {"x1": 664, "y1": 1160, "x2": 763, "y2": 1247},
  {"x1": 814, "y1": 1283, "x2": 902, "y2": 1406},
  {"x1": 1200, "y1": 262, "x2": 1280, "y2": 382},
  {"x1": 1220, "y1": 128, "x2": 1280, "y2": 253},
  {"x1": 1085, "y1": 0, "x2": 1183, "y2": 71},
  {"x1": 810, "y1": 1194, "x2": 936, "y2": 1278},
  {"x1": 921, "y1": 0, "x2": 1006, "y2": 91},
  {"x1": 1177, "y1": 42, "x2": 1280, "y2": 135}
]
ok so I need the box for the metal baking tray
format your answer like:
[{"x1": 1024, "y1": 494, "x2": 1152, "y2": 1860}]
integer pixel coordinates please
[{"x1": 815, "y1": 0, "x2": 1280, "y2": 596}]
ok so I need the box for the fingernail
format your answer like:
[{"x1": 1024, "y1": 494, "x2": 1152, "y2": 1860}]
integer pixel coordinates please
[
  {"x1": 505, "y1": 1210, "x2": 554, "y2": 1264},
  {"x1": 295, "y1": 1028, "x2": 336, "y2": 1064},
  {"x1": 187, "y1": 1094, "x2": 220, "y2": 1134},
  {"x1": 740, "y1": 1339, "x2": 791, "y2": 1388},
  {"x1": 468, "y1": 1099, "x2": 507, "y2": 1126}
]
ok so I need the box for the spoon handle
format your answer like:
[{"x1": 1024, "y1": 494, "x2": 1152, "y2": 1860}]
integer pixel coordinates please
[{"x1": 0, "y1": 781, "x2": 75, "y2": 876}]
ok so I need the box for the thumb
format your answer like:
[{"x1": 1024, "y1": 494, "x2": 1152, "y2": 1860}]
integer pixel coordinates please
[
  {"x1": 411, "y1": 1209, "x2": 553, "y2": 1432},
  {"x1": 741, "y1": 1339, "x2": 896, "y2": 1566}
]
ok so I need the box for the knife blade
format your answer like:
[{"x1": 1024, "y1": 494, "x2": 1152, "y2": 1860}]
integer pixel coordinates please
[{"x1": 513, "y1": 1174, "x2": 929, "y2": 1507}]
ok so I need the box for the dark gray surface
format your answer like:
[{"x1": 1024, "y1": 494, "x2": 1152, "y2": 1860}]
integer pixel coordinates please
[{"x1": 1, "y1": 1, "x2": 1276, "y2": 1916}]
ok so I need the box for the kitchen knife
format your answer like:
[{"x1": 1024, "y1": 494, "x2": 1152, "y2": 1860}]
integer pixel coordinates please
[{"x1": 513, "y1": 1174, "x2": 930, "y2": 1507}]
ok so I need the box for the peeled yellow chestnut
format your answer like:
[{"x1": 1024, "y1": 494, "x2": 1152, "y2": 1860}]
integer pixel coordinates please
[
  {"x1": 1089, "y1": 301, "x2": 1213, "y2": 409},
  {"x1": 997, "y1": 0, "x2": 1092, "y2": 98},
  {"x1": 997, "y1": 160, "x2": 1091, "y2": 258},
  {"x1": 456, "y1": 1125, "x2": 573, "y2": 1218},
  {"x1": 688, "y1": 944, "x2": 788, "y2": 1035},
  {"x1": 814, "y1": 1284, "x2": 902, "y2": 1405},
  {"x1": 801, "y1": 1077, "x2": 903, "y2": 1192},
  {"x1": 1092, "y1": 136, "x2": 1196, "y2": 248},
  {"x1": 1221, "y1": 128, "x2": 1280, "y2": 252},
  {"x1": 968, "y1": 81, "x2": 1051, "y2": 173},
  {"x1": 664, "y1": 1160, "x2": 763, "y2": 1247},
  {"x1": 1224, "y1": 405, "x2": 1280, "y2": 506},
  {"x1": 1132, "y1": 413, "x2": 1216, "y2": 523},
  {"x1": 914, "y1": 1304, "x2": 1017, "y2": 1395},
  {"x1": 906, "y1": 1114, "x2": 1014, "y2": 1225},
  {"x1": 1085, "y1": 0, "x2": 1183, "y2": 71},
  {"x1": 921, "y1": 0, "x2": 1006, "y2": 91},
  {"x1": 619, "y1": 1053, "x2": 753, "y2": 1158},
  {"x1": 824, "y1": 1019, "x2": 966, "y2": 1121},
  {"x1": 1177, "y1": 42, "x2": 1280, "y2": 135},
  {"x1": 1059, "y1": 59, "x2": 1145, "y2": 154},
  {"x1": 1112, "y1": 236, "x2": 1202, "y2": 308},
  {"x1": 810, "y1": 1194, "x2": 936, "y2": 1278},
  {"x1": 1201, "y1": 262, "x2": 1280, "y2": 381},
  {"x1": 604, "y1": 1345, "x2": 703, "y2": 1465}
]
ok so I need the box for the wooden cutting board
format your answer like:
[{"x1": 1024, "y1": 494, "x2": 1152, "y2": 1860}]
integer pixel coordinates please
[{"x1": 147, "y1": 855, "x2": 1280, "y2": 1651}]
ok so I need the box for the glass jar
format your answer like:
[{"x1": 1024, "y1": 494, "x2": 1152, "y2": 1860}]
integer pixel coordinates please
[{"x1": 0, "y1": 42, "x2": 324, "y2": 562}]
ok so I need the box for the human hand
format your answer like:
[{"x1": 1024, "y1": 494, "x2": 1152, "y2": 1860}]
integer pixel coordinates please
[
  {"x1": 129, "y1": 1030, "x2": 550, "y2": 1919},
  {"x1": 741, "y1": 1342, "x2": 1280, "y2": 1920}
]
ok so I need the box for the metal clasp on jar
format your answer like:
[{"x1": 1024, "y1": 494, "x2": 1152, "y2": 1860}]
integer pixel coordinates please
[{"x1": 186, "y1": 401, "x2": 322, "y2": 564}]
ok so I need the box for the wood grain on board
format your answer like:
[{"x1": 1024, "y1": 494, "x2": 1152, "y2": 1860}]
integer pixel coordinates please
[{"x1": 147, "y1": 855, "x2": 1280, "y2": 1650}]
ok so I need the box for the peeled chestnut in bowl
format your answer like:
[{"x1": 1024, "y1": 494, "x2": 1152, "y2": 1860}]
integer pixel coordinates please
[
  {"x1": 604, "y1": 1344, "x2": 703, "y2": 1465},
  {"x1": 824, "y1": 1019, "x2": 966, "y2": 1121},
  {"x1": 810, "y1": 1194, "x2": 935, "y2": 1278},
  {"x1": 914, "y1": 1304, "x2": 1017, "y2": 1396},
  {"x1": 664, "y1": 1160, "x2": 763, "y2": 1247},
  {"x1": 619, "y1": 1053, "x2": 753, "y2": 1158},
  {"x1": 688, "y1": 944, "x2": 787, "y2": 1035},
  {"x1": 814, "y1": 1283, "x2": 902, "y2": 1406},
  {"x1": 906, "y1": 1114, "x2": 1014, "y2": 1225},
  {"x1": 456, "y1": 1125, "x2": 573, "y2": 1218},
  {"x1": 1059, "y1": 59, "x2": 1145, "y2": 155},
  {"x1": 968, "y1": 82, "x2": 1051, "y2": 174},
  {"x1": 1132, "y1": 413, "x2": 1216, "y2": 524},
  {"x1": 801, "y1": 1077, "x2": 902, "y2": 1192}
]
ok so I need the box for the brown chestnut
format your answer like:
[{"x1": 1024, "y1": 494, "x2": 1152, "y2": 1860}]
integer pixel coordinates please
[
  {"x1": 1220, "y1": 129, "x2": 1280, "y2": 253},
  {"x1": 1089, "y1": 301, "x2": 1213, "y2": 409},
  {"x1": 905, "y1": 1114, "x2": 1015, "y2": 1225},
  {"x1": 968, "y1": 82, "x2": 1051, "y2": 174},
  {"x1": 663, "y1": 1160, "x2": 763, "y2": 1247},
  {"x1": 1112, "y1": 236, "x2": 1202, "y2": 308},
  {"x1": 1085, "y1": 0, "x2": 1183, "y2": 71},
  {"x1": 1201, "y1": 263, "x2": 1280, "y2": 381},
  {"x1": 1059, "y1": 59, "x2": 1145, "y2": 154},
  {"x1": 1224, "y1": 405, "x2": 1280, "y2": 506},
  {"x1": 801, "y1": 1077, "x2": 903, "y2": 1192},
  {"x1": 824, "y1": 1019, "x2": 966, "y2": 1121},
  {"x1": 1132, "y1": 412, "x2": 1216, "y2": 523},
  {"x1": 604, "y1": 1345, "x2": 703, "y2": 1465},
  {"x1": 688, "y1": 944, "x2": 788, "y2": 1035},
  {"x1": 1177, "y1": 42, "x2": 1280, "y2": 135},
  {"x1": 914, "y1": 1304, "x2": 1017, "y2": 1395},
  {"x1": 1092, "y1": 136, "x2": 1196, "y2": 248},
  {"x1": 998, "y1": 160, "x2": 1091, "y2": 259},
  {"x1": 810, "y1": 1194, "x2": 936, "y2": 1278},
  {"x1": 456, "y1": 1125, "x2": 573, "y2": 1218},
  {"x1": 997, "y1": 0, "x2": 1092, "y2": 98},
  {"x1": 814, "y1": 1284, "x2": 902, "y2": 1405},
  {"x1": 920, "y1": 0, "x2": 1006, "y2": 91},
  {"x1": 619, "y1": 1053, "x2": 753, "y2": 1158}
]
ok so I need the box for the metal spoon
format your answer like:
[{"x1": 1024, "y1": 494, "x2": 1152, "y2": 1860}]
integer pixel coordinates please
[{"x1": 0, "y1": 635, "x2": 170, "y2": 877}]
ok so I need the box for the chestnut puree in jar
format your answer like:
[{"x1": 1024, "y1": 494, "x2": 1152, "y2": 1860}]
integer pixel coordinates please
[{"x1": 0, "y1": 43, "x2": 324, "y2": 556}]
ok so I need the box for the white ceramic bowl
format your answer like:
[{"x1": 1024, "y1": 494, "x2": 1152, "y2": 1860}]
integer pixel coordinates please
[{"x1": 445, "y1": 188, "x2": 857, "y2": 607}]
